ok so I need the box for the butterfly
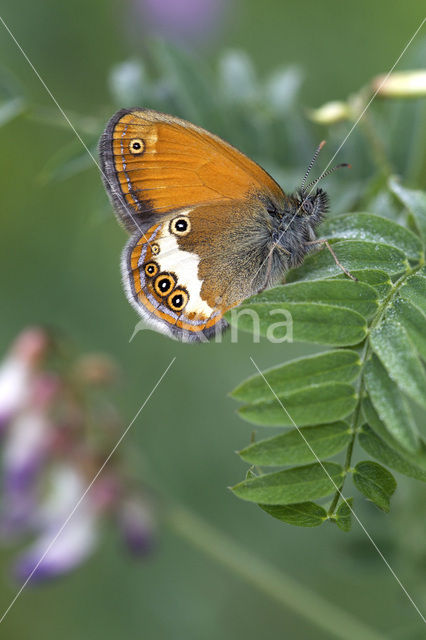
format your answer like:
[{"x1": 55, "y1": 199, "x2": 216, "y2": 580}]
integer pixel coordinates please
[{"x1": 99, "y1": 108, "x2": 349, "y2": 342}]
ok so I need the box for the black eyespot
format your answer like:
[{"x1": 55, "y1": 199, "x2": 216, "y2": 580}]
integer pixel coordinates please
[
  {"x1": 154, "y1": 273, "x2": 175, "y2": 297},
  {"x1": 170, "y1": 216, "x2": 191, "y2": 236},
  {"x1": 144, "y1": 262, "x2": 158, "y2": 277},
  {"x1": 129, "y1": 138, "x2": 144, "y2": 155},
  {"x1": 151, "y1": 243, "x2": 160, "y2": 255},
  {"x1": 168, "y1": 289, "x2": 188, "y2": 311}
]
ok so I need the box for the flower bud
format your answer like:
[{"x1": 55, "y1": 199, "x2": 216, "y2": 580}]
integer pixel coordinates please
[
  {"x1": 307, "y1": 101, "x2": 351, "y2": 124},
  {"x1": 372, "y1": 70, "x2": 426, "y2": 98}
]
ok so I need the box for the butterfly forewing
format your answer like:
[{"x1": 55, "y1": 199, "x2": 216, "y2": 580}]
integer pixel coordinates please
[{"x1": 99, "y1": 108, "x2": 285, "y2": 231}]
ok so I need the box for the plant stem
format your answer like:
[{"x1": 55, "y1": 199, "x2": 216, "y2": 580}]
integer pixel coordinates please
[
  {"x1": 358, "y1": 111, "x2": 394, "y2": 178},
  {"x1": 167, "y1": 503, "x2": 388, "y2": 640},
  {"x1": 327, "y1": 356, "x2": 367, "y2": 516},
  {"x1": 328, "y1": 260, "x2": 424, "y2": 516}
]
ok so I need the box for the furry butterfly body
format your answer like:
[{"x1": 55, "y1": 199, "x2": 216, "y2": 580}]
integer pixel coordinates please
[{"x1": 99, "y1": 109, "x2": 330, "y2": 342}]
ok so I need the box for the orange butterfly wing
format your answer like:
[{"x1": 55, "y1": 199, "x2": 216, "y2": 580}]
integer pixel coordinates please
[{"x1": 99, "y1": 108, "x2": 285, "y2": 231}]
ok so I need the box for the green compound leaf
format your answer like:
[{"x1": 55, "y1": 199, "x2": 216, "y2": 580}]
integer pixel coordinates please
[
  {"x1": 242, "y1": 279, "x2": 378, "y2": 319},
  {"x1": 238, "y1": 383, "x2": 357, "y2": 427},
  {"x1": 287, "y1": 240, "x2": 409, "y2": 282},
  {"x1": 319, "y1": 212, "x2": 423, "y2": 261},
  {"x1": 364, "y1": 355, "x2": 419, "y2": 452},
  {"x1": 259, "y1": 502, "x2": 328, "y2": 527},
  {"x1": 359, "y1": 425, "x2": 426, "y2": 481},
  {"x1": 399, "y1": 274, "x2": 426, "y2": 316},
  {"x1": 229, "y1": 302, "x2": 367, "y2": 346},
  {"x1": 231, "y1": 462, "x2": 344, "y2": 505},
  {"x1": 370, "y1": 314, "x2": 426, "y2": 409},
  {"x1": 332, "y1": 269, "x2": 392, "y2": 300},
  {"x1": 334, "y1": 498, "x2": 353, "y2": 532},
  {"x1": 231, "y1": 350, "x2": 361, "y2": 404},
  {"x1": 239, "y1": 422, "x2": 351, "y2": 466},
  {"x1": 389, "y1": 178, "x2": 426, "y2": 243},
  {"x1": 352, "y1": 461, "x2": 397, "y2": 512}
]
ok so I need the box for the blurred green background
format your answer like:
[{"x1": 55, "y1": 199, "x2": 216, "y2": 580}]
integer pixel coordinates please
[{"x1": 0, "y1": 1, "x2": 425, "y2": 638}]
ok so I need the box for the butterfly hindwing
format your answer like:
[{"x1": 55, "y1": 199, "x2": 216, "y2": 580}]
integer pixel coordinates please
[{"x1": 122, "y1": 207, "x2": 233, "y2": 342}]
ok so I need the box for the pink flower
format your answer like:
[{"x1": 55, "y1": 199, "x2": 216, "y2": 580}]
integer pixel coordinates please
[{"x1": 0, "y1": 328, "x2": 48, "y2": 432}]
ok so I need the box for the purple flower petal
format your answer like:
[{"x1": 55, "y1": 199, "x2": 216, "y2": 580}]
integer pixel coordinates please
[
  {"x1": 13, "y1": 464, "x2": 100, "y2": 582},
  {"x1": 119, "y1": 497, "x2": 155, "y2": 556},
  {"x1": 132, "y1": 0, "x2": 227, "y2": 43},
  {"x1": 14, "y1": 514, "x2": 98, "y2": 582}
]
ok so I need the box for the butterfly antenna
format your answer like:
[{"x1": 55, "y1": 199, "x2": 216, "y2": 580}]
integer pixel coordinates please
[
  {"x1": 305, "y1": 162, "x2": 351, "y2": 190},
  {"x1": 300, "y1": 140, "x2": 326, "y2": 190}
]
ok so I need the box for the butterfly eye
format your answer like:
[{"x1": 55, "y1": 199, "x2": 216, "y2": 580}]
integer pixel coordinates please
[
  {"x1": 170, "y1": 216, "x2": 191, "y2": 236},
  {"x1": 154, "y1": 273, "x2": 176, "y2": 297},
  {"x1": 129, "y1": 138, "x2": 144, "y2": 155},
  {"x1": 144, "y1": 262, "x2": 158, "y2": 277},
  {"x1": 302, "y1": 199, "x2": 314, "y2": 214},
  {"x1": 168, "y1": 289, "x2": 188, "y2": 311}
]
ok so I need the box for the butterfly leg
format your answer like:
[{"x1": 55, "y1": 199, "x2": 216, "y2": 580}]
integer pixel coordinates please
[
  {"x1": 307, "y1": 239, "x2": 358, "y2": 281},
  {"x1": 259, "y1": 248, "x2": 274, "y2": 292}
]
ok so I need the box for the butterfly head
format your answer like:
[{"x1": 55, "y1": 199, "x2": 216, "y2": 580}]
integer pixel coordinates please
[{"x1": 296, "y1": 187, "x2": 329, "y2": 220}]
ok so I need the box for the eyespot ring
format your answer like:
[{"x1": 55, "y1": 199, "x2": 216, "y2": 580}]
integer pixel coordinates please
[
  {"x1": 151, "y1": 243, "x2": 160, "y2": 255},
  {"x1": 144, "y1": 262, "x2": 158, "y2": 277},
  {"x1": 129, "y1": 138, "x2": 144, "y2": 155},
  {"x1": 168, "y1": 289, "x2": 188, "y2": 312},
  {"x1": 170, "y1": 215, "x2": 191, "y2": 236},
  {"x1": 154, "y1": 273, "x2": 176, "y2": 297}
]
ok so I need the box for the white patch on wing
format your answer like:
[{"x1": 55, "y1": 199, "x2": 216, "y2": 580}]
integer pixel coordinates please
[{"x1": 156, "y1": 224, "x2": 213, "y2": 317}]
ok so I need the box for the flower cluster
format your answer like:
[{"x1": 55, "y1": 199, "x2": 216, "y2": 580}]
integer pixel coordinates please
[{"x1": 0, "y1": 328, "x2": 155, "y2": 583}]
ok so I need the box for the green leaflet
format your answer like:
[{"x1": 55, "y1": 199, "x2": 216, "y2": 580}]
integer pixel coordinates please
[
  {"x1": 241, "y1": 279, "x2": 378, "y2": 319},
  {"x1": 370, "y1": 314, "x2": 426, "y2": 410},
  {"x1": 364, "y1": 355, "x2": 419, "y2": 452},
  {"x1": 334, "y1": 498, "x2": 353, "y2": 532},
  {"x1": 238, "y1": 383, "x2": 357, "y2": 427},
  {"x1": 286, "y1": 240, "x2": 408, "y2": 282},
  {"x1": 259, "y1": 502, "x2": 328, "y2": 527},
  {"x1": 362, "y1": 397, "x2": 406, "y2": 451},
  {"x1": 231, "y1": 350, "x2": 361, "y2": 403},
  {"x1": 332, "y1": 269, "x2": 392, "y2": 300},
  {"x1": 352, "y1": 461, "x2": 396, "y2": 512},
  {"x1": 239, "y1": 422, "x2": 351, "y2": 466},
  {"x1": 392, "y1": 296, "x2": 426, "y2": 360},
  {"x1": 399, "y1": 274, "x2": 426, "y2": 316},
  {"x1": 389, "y1": 178, "x2": 426, "y2": 243},
  {"x1": 229, "y1": 302, "x2": 367, "y2": 346},
  {"x1": 359, "y1": 426, "x2": 426, "y2": 481},
  {"x1": 231, "y1": 462, "x2": 344, "y2": 505},
  {"x1": 318, "y1": 212, "x2": 423, "y2": 261}
]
